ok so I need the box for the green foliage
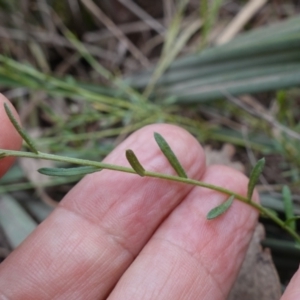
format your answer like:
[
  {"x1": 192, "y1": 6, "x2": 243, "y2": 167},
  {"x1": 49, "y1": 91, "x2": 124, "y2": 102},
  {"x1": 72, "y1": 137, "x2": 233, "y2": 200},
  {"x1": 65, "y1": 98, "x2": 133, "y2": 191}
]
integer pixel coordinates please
[
  {"x1": 247, "y1": 158, "x2": 265, "y2": 201},
  {"x1": 1, "y1": 104, "x2": 300, "y2": 244},
  {"x1": 207, "y1": 195, "x2": 234, "y2": 220},
  {"x1": 154, "y1": 132, "x2": 187, "y2": 178},
  {"x1": 200, "y1": 0, "x2": 223, "y2": 48},
  {"x1": 1, "y1": 0, "x2": 300, "y2": 259},
  {"x1": 125, "y1": 150, "x2": 145, "y2": 177},
  {"x1": 283, "y1": 185, "x2": 296, "y2": 231},
  {"x1": 38, "y1": 166, "x2": 101, "y2": 177}
]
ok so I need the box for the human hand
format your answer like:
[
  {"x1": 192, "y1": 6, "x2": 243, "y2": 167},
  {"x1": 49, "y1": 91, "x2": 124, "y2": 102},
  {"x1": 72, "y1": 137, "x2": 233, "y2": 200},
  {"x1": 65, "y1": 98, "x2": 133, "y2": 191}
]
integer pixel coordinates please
[{"x1": 0, "y1": 95, "x2": 298, "y2": 299}]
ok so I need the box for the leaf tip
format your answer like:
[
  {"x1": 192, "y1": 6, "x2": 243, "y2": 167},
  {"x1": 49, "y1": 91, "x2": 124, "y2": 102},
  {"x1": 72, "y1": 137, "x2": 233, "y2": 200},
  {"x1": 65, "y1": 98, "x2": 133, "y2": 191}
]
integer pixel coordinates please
[
  {"x1": 206, "y1": 195, "x2": 235, "y2": 220},
  {"x1": 153, "y1": 132, "x2": 187, "y2": 178},
  {"x1": 126, "y1": 149, "x2": 145, "y2": 177},
  {"x1": 247, "y1": 157, "x2": 266, "y2": 200}
]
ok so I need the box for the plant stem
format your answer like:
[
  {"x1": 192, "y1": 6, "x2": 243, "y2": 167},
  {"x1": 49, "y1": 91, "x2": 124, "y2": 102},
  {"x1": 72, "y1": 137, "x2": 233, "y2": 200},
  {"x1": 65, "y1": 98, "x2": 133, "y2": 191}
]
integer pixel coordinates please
[{"x1": 1, "y1": 148, "x2": 300, "y2": 243}]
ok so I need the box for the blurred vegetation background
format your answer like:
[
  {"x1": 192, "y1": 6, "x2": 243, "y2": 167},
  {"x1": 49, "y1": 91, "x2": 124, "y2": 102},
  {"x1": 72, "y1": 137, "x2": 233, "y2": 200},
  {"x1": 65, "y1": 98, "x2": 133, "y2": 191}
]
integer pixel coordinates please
[{"x1": 0, "y1": 0, "x2": 300, "y2": 293}]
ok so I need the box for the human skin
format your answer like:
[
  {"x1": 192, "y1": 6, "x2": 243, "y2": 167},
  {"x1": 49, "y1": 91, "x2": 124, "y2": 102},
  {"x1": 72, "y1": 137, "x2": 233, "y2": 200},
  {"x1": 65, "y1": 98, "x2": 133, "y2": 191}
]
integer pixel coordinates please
[{"x1": 0, "y1": 94, "x2": 298, "y2": 299}]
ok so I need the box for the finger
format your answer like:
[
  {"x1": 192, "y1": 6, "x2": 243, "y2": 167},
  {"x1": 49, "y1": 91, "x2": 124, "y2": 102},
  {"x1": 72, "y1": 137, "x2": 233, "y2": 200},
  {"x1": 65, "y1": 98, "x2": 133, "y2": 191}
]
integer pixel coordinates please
[
  {"x1": 0, "y1": 94, "x2": 22, "y2": 177},
  {"x1": 281, "y1": 267, "x2": 300, "y2": 299},
  {"x1": 109, "y1": 165, "x2": 259, "y2": 300},
  {"x1": 0, "y1": 124, "x2": 206, "y2": 299}
]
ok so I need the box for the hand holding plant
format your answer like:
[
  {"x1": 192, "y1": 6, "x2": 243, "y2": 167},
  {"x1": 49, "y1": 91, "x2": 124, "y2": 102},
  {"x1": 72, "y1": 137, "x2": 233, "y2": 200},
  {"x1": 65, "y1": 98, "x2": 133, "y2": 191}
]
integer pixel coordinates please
[{"x1": 0, "y1": 95, "x2": 298, "y2": 299}]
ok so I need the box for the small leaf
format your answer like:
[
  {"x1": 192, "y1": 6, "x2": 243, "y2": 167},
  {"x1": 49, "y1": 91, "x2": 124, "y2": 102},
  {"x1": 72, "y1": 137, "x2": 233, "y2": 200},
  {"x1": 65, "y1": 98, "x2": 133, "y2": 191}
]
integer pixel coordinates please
[
  {"x1": 38, "y1": 166, "x2": 101, "y2": 177},
  {"x1": 285, "y1": 216, "x2": 300, "y2": 227},
  {"x1": 0, "y1": 152, "x2": 6, "y2": 159},
  {"x1": 126, "y1": 150, "x2": 145, "y2": 177},
  {"x1": 283, "y1": 185, "x2": 296, "y2": 230},
  {"x1": 247, "y1": 158, "x2": 265, "y2": 200},
  {"x1": 207, "y1": 195, "x2": 235, "y2": 220},
  {"x1": 4, "y1": 103, "x2": 39, "y2": 154},
  {"x1": 154, "y1": 132, "x2": 187, "y2": 178}
]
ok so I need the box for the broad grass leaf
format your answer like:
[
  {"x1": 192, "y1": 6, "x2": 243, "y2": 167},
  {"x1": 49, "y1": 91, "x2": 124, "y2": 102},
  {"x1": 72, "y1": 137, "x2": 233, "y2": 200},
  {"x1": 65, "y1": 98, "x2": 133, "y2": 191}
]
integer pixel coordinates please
[
  {"x1": 154, "y1": 132, "x2": 187, "y2": 178},
  {"x1": 207, "y1": 195, "x2": 234, "y2": 220}
]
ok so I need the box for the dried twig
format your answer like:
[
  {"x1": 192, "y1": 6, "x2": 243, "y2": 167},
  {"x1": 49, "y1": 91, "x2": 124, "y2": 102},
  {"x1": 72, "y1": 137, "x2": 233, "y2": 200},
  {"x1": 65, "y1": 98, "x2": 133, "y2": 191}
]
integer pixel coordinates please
[
  {"x1": 216, "y1": 0, "x2": 268, "y2": 45},
  {"x1": 225, "y1": 92, "x2": 300, "y2": 141},
  {"x1": 0, "y1": 26, "x2": 117, "y2": 62},
  {"x1": 80, "y1": 0, "x2": 150, "y2": 67},
  {"x1": 84, "y1": 19, "x2": 164, "y2": 43},
  {"x1": 163, "y1": 0, "x2": 175, "y2": 27},
  {"x1": 37, "y1": 0, "x2": 56, "y2": 33},
  {"x1": 118, "y1": 0, "x2": 165, "y2": 35}
]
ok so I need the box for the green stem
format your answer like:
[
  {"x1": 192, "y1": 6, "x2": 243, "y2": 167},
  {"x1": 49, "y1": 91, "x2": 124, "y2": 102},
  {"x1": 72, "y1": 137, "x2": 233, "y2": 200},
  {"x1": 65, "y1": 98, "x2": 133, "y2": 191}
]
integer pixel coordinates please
[{"x1": 1, "y1": 148, "x2": 300, "y2": 243}]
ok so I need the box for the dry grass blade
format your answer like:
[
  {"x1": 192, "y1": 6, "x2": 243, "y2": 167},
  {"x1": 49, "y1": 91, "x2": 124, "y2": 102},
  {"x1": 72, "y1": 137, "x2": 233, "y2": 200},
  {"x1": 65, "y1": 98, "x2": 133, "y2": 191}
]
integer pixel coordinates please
[
  {"x1": 226, "y1": 93, "x2": 300, "y2": 142},
  {"x1": 118, "y1": 0, "x2": 165, "y2": 35},
  {"x1": 216, "y1": 0, "x2": 268, "y2": 45},
  {"x1": 80, "y1": 0, "x2": 150, "y2": 67},
  {"x1": 144, "y1": 0, "x2": 201, "y2": 98},
  {"x1": 0, "y1": 26, "x2": 116, "y2": 61}
]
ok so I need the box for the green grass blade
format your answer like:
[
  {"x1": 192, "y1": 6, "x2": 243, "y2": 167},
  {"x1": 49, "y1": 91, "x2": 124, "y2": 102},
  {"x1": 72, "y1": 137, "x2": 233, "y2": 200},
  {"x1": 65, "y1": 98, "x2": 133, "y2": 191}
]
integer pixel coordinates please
[
  {"x1": 143, "y1": 0, "x2": 193, "y2": 98},
  {"x1": 207, "y1": 195, "x2": 234, "y2": 220},
  {"x1": 0, "y1": 194, "x2": 37, "y2": 249},
  {"x1": 283, "y1": 185, "x2": 296, "y2": 231},
  {"x1": 154, "y1": 132, "x2": 187, "y2": 178},
  {"x1": 4, "y1": 103, "x2": 39, "y2": 154},
  {"x1": 247, "y1": 158, "x2": 265, "y2": 201},
  {"x1": 125, "y1": 150, "x2": 145, "y2": 177},
  {"x1": 38, "y1": 166, "x2": 101, "y2": 177},
  {"x1": 200, "y1": 0, "x2": 223, "y2": 49}
]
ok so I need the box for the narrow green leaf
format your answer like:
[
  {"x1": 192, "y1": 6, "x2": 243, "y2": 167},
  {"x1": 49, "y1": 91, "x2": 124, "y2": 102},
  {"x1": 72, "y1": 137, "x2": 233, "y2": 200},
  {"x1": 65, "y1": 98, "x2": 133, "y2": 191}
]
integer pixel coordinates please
[
  {"x1": 38, "y1": 166, "x2": 101, "y2": 177},
  {"x1": 283, "y1": 185, "x2": 296, "y2": 230},
  {"x1": 4, "y1": 103, "x2": 39, "y2": 154},
  {"x1": 126, "y1": 150, "x2": 145, "y2": 177},
  {"x1": 207, "y1": 195, "x2": 235, "y2": 220},
  {"x1": 0, "y1": 152, "x2": 6, "y2": 159},
  {"x1": 154, "y1": 132, "x2": 187, "y2": 178},
  {"x1": 247, "y1": 158, "x2": 265, "y2": 200},
  {"x1": 285, "y1": 216, "x2": 300, "y2": 227}
]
